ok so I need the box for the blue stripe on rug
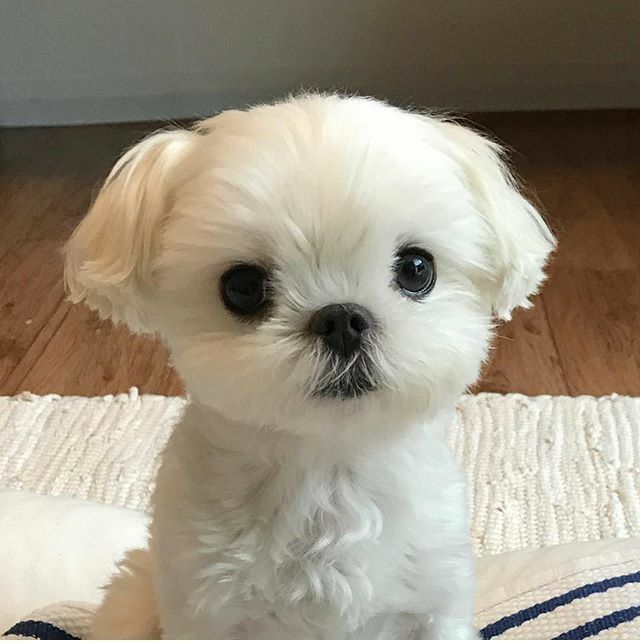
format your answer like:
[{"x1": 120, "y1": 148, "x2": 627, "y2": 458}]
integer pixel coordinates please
[
  {"x1": 480, "y1": 570, "x2": 640, "y2": 639},
  {"x1": 3, "y1": 620, "x2": 79, "y2": 640},
  {"x1": 553, "y1": 605, "x2": 640, "y2": 639}
]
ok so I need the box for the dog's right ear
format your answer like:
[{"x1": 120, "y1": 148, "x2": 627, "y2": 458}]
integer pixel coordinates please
[
  {"x1": 64, "y1": 129, "x2": 198, "y2": 333},
  {"x1": 431, "y1": 119, "x2": 556, "y2": 320}
]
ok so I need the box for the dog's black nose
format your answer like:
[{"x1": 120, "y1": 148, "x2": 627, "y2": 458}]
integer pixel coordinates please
[{"x1": 309, "y1": 303, "x2": 373, "y2": 356}]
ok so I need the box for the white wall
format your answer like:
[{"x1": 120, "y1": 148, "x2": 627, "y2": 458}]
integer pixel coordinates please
[{"x1": 2, "y1": 0, "x2": 639, "y2": 126}]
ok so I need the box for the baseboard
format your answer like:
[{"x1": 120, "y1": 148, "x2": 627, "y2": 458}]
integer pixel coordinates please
[{"x1": 3, "y1": 62, "x2": 639, "y2": 127}]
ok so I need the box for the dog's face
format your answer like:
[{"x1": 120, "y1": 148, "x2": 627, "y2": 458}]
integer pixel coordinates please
[{"x1": 65, "y1": 95, "x2": 554, "y2": 434}]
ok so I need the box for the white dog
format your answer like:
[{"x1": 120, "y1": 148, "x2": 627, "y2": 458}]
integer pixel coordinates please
[{"x1": 65, "y1": 94, "x2": 554, "y2": 639}]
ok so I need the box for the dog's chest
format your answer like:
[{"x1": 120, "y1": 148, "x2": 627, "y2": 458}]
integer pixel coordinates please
[{"x1": 196, "y1": 461, "x2": 417, "y2": 625}]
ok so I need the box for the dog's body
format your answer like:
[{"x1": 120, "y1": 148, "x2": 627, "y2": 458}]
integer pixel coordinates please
[
  {"x1": 149, "y1": 403, "x2": 471, "y2": 639},
  {"x1": 65, "y1": 94, "x2": 554, "y2": 639}
]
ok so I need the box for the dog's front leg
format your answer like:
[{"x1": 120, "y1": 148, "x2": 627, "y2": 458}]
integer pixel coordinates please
[
  {"x1": 91, "y1": 548, "x2": 161, "y2": 639},
  {"x1": 156, "y1": 581, "x2": 250, "y2": 639},
  {"x1": 412, "y1": 544, "x2": 478, "y2": 640}
]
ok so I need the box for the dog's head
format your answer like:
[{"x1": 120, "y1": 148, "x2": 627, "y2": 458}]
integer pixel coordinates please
[{"x1": 65, "y1": 95, "x2": 554, "y2": 433}]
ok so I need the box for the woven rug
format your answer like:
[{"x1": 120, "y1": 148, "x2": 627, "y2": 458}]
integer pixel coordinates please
[{"x1": 0, "y1": 390, "x2": 639, "y2": 557}]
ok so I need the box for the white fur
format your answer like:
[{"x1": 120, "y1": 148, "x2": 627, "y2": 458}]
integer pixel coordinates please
[{"x1": 65, "y1": 94, "x2": 555, "y2": 639}]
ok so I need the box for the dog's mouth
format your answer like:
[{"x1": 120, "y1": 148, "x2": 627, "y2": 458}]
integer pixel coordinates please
[{"x1": 311, "y1": 354, "x2": 379, "y2": 400}]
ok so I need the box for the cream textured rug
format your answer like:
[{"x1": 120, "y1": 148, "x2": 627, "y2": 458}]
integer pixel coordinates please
[{"x1": 1, "y1": 390, "x2": 639, "y2": 557}]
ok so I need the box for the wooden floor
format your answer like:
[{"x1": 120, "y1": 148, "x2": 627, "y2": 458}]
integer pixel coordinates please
[{"x1": 1, "y1": 111, "x2": 639, "y2": 398}]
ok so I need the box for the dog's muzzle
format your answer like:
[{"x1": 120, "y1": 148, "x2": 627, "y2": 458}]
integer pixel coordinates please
[{"x1": 309, "y1": 303, "x2": 378, "y2": 399}]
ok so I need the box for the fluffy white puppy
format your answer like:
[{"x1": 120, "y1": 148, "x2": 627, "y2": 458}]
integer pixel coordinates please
[{"x1": 65, "y1": 94, "x2": 554, "y2": 639}]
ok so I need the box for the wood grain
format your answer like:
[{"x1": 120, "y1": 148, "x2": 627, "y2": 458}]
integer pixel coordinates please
[
  {"x1": 1, "y1": 111, "x2": 638, "y2": 397},
  {"x1": 477, "y1": 296, "x2": 568, "y2": 396}
]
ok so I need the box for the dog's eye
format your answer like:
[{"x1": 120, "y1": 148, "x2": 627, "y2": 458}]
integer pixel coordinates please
[
  {"x1": 221, "y1": 265, "x2": 270, "y2": 317},
  {"x1": 394, "y1": 249, "x2": 436, "y2": 297}
]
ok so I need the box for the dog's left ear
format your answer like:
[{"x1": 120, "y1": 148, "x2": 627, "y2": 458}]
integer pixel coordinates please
[
  {"x1": 64, "y1": 128, "x2": 199, "y2": 333},
  {"x1": 433, "y1": 120, "x2": 556, "y2": 320}
]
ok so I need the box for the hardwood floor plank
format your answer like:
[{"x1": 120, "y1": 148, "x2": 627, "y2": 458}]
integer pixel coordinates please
[
  {"x1": 2, "y1": 297, "x2": 70, "y2": 395},
  {"x1": 476, "y1": 296, "x2": 568, "y2": 396},
  {"x1": 542, "y1": 265, "x2": 640, "y2": 396},
  {"x1": 0, "y1": 240, "x2": 67, "y2": 391},
  {"x1": 17, "y1": 305, "x2": 183, "y2": 396},
  {"x1": 522, "y1": 157, "x2": 639, "y2": 396}
]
